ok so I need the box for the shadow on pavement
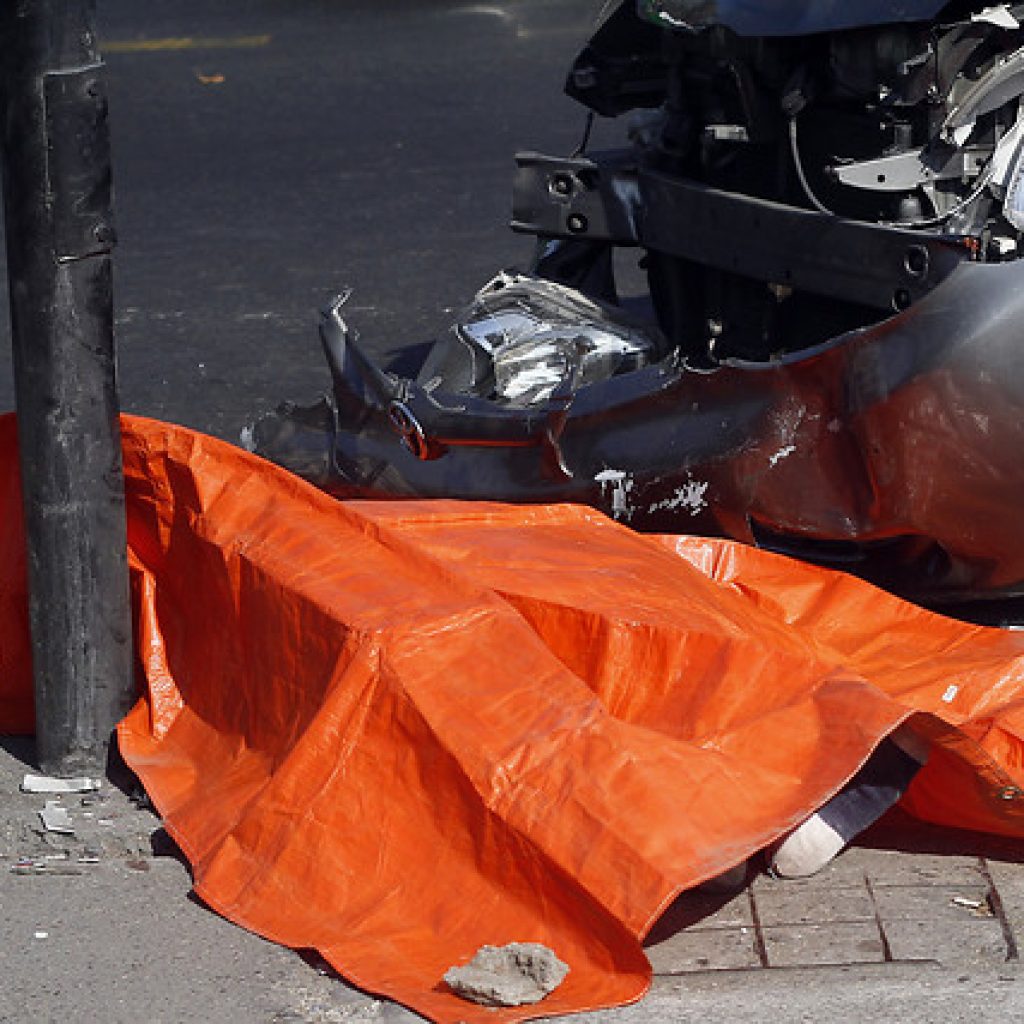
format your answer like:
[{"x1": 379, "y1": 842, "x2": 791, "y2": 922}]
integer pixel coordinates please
[
  {"x1": 858, "y1": 807, "x2": 1024, "y2": 865},
  {"x1": 0, "y1": 734, "x2": 36, "y2": 768}
]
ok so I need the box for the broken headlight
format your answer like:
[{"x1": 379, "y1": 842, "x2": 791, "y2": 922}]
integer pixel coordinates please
[{"x1": 454, "y1": 273, "x2": 656, "y2": 406}]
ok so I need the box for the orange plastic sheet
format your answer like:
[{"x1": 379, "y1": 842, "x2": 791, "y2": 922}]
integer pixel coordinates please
[{"x1": 3, "y1": 412, "x2": 1024, "y2": 1022}]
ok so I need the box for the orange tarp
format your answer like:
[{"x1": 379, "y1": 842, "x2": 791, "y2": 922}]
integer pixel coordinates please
[{"x1": 3, "y1": 413, "x2": 1024, "y2": 1022}]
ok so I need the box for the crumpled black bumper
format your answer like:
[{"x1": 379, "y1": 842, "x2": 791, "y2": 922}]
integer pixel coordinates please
[{"x1": 248, "y1": 258, "x2": 1024, "y2": 606}]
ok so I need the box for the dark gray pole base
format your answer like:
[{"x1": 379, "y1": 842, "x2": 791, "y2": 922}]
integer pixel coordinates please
[{"x1": 1, "y1": 1, "x2": 134, "y2": 774}]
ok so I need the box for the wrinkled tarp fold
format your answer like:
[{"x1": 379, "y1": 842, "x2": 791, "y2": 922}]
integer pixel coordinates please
[{"x1": 2, "y1": 412, "x2": 1024, "y2": 1022}]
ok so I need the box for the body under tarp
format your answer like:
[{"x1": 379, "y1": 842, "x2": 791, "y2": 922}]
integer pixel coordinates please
[{"x1": 1, "y1": 413, "x2": 1023, "y2": 1022}]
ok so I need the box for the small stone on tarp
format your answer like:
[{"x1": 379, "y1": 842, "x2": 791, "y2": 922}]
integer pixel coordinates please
[{"x1": 443, "y1": 943, "x2": 569, "y2": 1007}]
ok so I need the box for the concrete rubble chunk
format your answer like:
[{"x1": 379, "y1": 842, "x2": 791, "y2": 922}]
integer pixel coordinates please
[
  {"x1": 38, "y1": 801, "x2": 74, "y2": 835},
  {"x1": 443, "y1": 942, "x2": 569, "y2": 1007}
]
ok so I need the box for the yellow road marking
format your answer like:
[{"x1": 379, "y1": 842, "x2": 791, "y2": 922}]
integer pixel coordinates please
[{"x1": 103, "y1": 35, "x2": 271, "y2": 54}]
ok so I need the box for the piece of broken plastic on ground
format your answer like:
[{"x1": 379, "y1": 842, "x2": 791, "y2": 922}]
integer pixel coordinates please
[
  {"x1": 2, "y1": 411, "x2": 1024, "y2": 1023},
  {"x1": 21, "y1": 773, "x2": 101, "y2": 794}
]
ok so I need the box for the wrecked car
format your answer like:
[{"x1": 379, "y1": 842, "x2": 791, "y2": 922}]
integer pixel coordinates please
[{"x1": 250, "y1": 0, "x2": 1024, "y2": 605}]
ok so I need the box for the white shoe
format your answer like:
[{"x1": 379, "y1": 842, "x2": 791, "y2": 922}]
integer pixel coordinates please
[
  {"x1": 768, "y1": 733, "x2": 925, "y2": 879},
  {"x1": 769, "y1": 813, "x2": 845, "y2": 878}
]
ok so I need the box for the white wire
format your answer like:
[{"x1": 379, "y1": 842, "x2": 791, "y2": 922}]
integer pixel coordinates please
[{"x1": 788, "y1": 117, "x2": 837, "y2": 216}]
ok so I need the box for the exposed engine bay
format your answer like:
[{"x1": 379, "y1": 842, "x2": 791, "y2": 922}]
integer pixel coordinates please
[
  {"x1": 533, "y1": 0, "x2": 1024, "y2": 365},
  {"x1": 249, "y1": 1, "x2": 1024, "y2": 607}
]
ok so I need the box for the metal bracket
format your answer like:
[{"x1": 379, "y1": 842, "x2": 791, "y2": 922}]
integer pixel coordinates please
[
  {"x1": 512, "y1": 149, "x2": 970, "y2": 311},
  {"x1": 832, "y1": 144, "x2": 990, "y2": 192},
  {"x1": 44, "y1": 63, "x2": 115, "y2": 262},
  {"x1": 513, "y1": 150, "x2": 640, "y2": 245}
]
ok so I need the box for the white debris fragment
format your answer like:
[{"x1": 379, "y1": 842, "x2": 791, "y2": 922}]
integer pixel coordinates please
[
  {"x1": 768, "y1": 444, "x2": 796, "y2": 468},
  {"x1": 33, "y1": 931, "x2": 48, "y2": 940},
  {"x1": 648, "y1": 479, "x2": 709, "y2": 517},
  {"x1": 951, "y1": 896, "x2": 987, "y2": 912},
  {"x1": 38, "y1": 801, "x2": 74, "y2": 835},
  {"x1": 972, "y1": 5, "x2": 1019, "y2": 29},
  {"x1": 942, "y1": 684, "x2": 959, "y2": 704},
  {"x1": 238, "y1": 424, "x2": 256, "y2": 452},
  {"x1": 650, "y1": 5, "x2": 692, "y2": 29},
  {"x1": 611, "y1": 176, "x2": 643, "y2": 236},
  {"x1": 595, "y1": 469, "x2": 635, "y2": 520},
  {"x1": 952, "y1": 122, "x2": 974, "y2": 147},
  {"x1": 21, "y1": 773, "x2": 100, "y2": 795}
]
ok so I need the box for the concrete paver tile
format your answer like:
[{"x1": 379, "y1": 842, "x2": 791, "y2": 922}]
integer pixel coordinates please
[
  {"x1": 646, "y1": 926, "x2": 763, "y2": 974},
  {"x1": 753, "y1": 883, "x2": 875, "y2": 926},
  {"x1": 862, "y1": 852, "x2": 987, "y2": 888},
  {"x1": 882, "y1": 917, "x2": 1009, "y2": 964},
  {"x1": 762, "y1": 922, "x2": 886, "y2": 967},
  {"x1": 871, "y1": 882, "x2": 994, "y2": 923},
  {"x1": 647, "y1": 890, "x2": 753, "y2": 940},
  {"x1": 765, "y1": 921, "x2": 884, "y2": 966}
]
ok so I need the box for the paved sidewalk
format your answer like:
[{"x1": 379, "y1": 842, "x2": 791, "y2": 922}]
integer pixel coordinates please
[
  {"x1": 2, "y1": 736, "x2": 1022, "y2": 1023},
  {"x1": 618, "y1": 822, "x2": 1024, "y2": 1022}
]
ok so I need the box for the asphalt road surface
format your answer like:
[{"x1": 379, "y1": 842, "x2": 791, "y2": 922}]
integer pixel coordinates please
[{"x1": 0, "y1": 0, "x2": 610, "y2": 440}]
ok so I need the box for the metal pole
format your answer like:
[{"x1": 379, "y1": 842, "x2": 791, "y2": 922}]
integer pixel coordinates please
[{"x1": 0, "y1": 0, "x2": 133, "y2": 774}]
